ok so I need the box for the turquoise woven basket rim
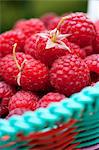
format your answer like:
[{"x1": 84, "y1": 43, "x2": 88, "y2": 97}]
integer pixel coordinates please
[{"x1": 0, "y1": 82, "x2": 99, "y2": 143}]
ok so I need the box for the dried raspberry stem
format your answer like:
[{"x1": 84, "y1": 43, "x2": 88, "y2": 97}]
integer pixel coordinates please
[
  {"x1": 17, "y1": 59, "x2": 26, "y2": 86},
  {"x1": 13, "y1": 43, "x2": 21, "y2": 71},
  {"x1": 13, "y1": 43, "x2": 26, "y2": 86},
  {"x1": 56, "y1": 16, "x2": 68, "y2": 30},
  {"x1": 51, "y1": 16, "x2": 68, "y2": 42}
]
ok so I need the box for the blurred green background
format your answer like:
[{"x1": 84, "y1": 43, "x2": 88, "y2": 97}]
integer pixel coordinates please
[{"x1": 0, "y1": 0, "x2": 88, "y2": 33}]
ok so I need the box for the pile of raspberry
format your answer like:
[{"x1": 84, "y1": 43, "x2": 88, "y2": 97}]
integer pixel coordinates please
[{"x1": 0, "y1": 12, "x2": 99, "y2": 119}]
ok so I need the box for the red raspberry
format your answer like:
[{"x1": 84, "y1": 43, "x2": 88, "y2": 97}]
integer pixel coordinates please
[
  {"x1": 0, "y1": 30, "x2": 25, "y2": 57},
  {"x1": 0, "y1": 81, "x2": 15, "y2": 117},
  {"x1": 6, "y1": 108, "x2": 29, "y2": 119},
  {"x1": 59, "y1": 12, "x2": 96, "y2": 47},
  {"x1": 9, "y1": 91, "x2": 38, "y2": 111},
  {"x1": 24, "y1": 32, "x2": 70, "y2": 66},
  {"x1": 14, "y1": 19, "x2": 46, "y2": 39},
  {"x1": 93, "y1": 32, "x2": 99, "y2": 54},
  {"x1": 47, "y1": 17, "x2": 60, "y2": 30},
  {"x1": 36, "y1": 92, "x2": 65, "y2": 108},
  {"x1": 24, "y1": 31, "x2": 85, "y2": 67},
  {"x1": 85, "y1": 54, "x2": 99, "y2": 83},
  {"x1": 85, "y1": 54, "x2": 99, "y2": 73},
  {"x1": 50, "y1": 54, "x2": 90, "y2": 96},
  {"x1": 0, "y1": 52, "x2": 32, "y2": 85},
  {"x1": 0, "y1": 52, "x2": 49, "y2": 91},
  {"x1": 40, "y1": 12, "x2": 57, "y2": 29}
]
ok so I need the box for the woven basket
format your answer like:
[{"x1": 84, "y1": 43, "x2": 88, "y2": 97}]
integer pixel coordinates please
[{"x1": 0, "y1": 82, "x2": 99, "y2": 150}]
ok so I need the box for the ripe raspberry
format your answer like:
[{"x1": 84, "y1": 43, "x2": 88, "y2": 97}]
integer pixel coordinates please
[
  {"x1": 40, "y1": 12, "x2": 57, "y2": 29},
  {"x1": 36, "y1": 92, "x2": 65, "y2": 108},
  {"x1": 0, "y1": 52, "x2": 49, "y2": 91},
  {"x1": 6, "y1": 108, "x2": 29, "y2": 119},
  {"x1": 0, "y1": 81, "x2": 15, "y2": 117},
  {"x1": 59, "y1": 12, "x2": 96, "y2": 47},
  {"x1": 14, "y1": 19, "x2": 46, "y2": 39},
  {"x1": 93, "y1": 32, "x2": 99, "y2": 54},
  {"x1": 24, "y1": 30, "x2": 85, "y2": 67},
  {"x1": 85, "y1": 54, "x2": 99, "y2": 82},
  {"x1": 9, "y1": 91, "x2": 38, "y2": 111},
  {"x1": 50, "y1": 54, "x2": 90, "y2": 96},
  {"x1": 0, "y1": 30, "x2": 25, "y2": 57},
  {"x1": 47, "y1": 17, "x2": 60, "y2": 30},
  {"x1": 24, "y1": 32, "x2": 70, "y2": 66}
]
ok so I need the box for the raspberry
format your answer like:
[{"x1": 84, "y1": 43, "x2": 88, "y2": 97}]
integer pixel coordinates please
[
  {"x1": 9, "y1": 91, "x2": 38, "y2": 111},
  {"x1": 93, "y1": 32, "x2": 99, "y2": 54},
  {"x1": 14, "y1": 19, "x2": 46, "y2": 39},
  {"x1": 40, "y1": 12, "x2": 57, "y2": 29},
  {"x1": 36, "y1": 92, "x2": 65, "y2": 108},
  {"x1": 0, "y1": 30, "x2": 25, "y2": 57},
  {"x1": 85, "y1": 54, "x2": 99, "y2": 73},
  {"x1": 20, "y1": 58, "x2": 49, "y2": 91},
  {"x1": 47, "y1": 17, "x2": 60, "y2": 30},
  {"x1": 0, "y1": 51, "x2": 49, "y2": 91},
  {"x1": 85, "y1": 54, "x2": 99, "y2": 83},
  {"x1": 50, "y1": 54, "x2": 90, "y2": 96},
  {"x1": 6, "y1": 108, "x2": 29, "y2": 119},
  {"x1": 24, "y1": 32, "x2": 71, "y2": 66},
  {"x1": 0, "y1": 81, "x2": 15, "y2": 117},
  {"x1": 59, "y1": 12, "x2": 96, "y2": 47},
  {"x1": 0, "y1": 52, "x2": 32, "y2": 85},
  {"x1": 24, "y1": 30, "x2": 85, "y2": 67}
]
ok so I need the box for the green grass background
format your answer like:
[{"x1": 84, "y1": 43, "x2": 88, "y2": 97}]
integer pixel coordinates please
[{"x1": 0, "y1": 0, "x2": 87, "y2": 33}]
